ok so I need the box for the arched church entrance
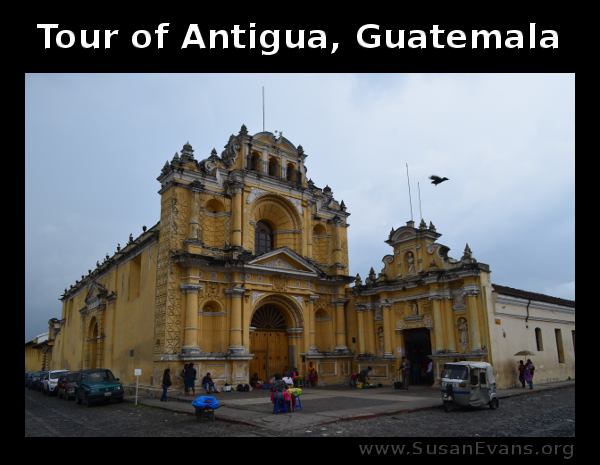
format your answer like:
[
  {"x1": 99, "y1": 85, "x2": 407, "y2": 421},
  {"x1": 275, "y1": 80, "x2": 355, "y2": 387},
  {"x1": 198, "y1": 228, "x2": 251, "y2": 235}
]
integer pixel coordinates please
[
  {"x1": 250, "y1": 305, "x2": 288, "y2": 382},
  {"x1": 403, "y1": 328, "x2": 432, "y2": 384},
  {"x1": 88, "y1": 319, "x2": 99, "y2": 369}
]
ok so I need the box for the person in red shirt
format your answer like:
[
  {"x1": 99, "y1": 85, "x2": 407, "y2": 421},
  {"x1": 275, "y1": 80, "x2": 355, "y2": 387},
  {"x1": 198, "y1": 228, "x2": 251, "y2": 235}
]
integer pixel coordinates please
[{"x1": 517, "y1": 360, "x2": 526, "y2": 388}]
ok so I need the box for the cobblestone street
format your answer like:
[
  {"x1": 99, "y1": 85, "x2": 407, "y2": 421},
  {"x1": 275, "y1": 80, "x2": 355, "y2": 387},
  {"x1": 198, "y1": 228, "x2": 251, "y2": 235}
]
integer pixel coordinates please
[
  {"x1": 25, "y1": 385, "x2": 574, "y2": 437},
  {"x1": 281, "y1": 386, "x2": 575, "y2": 437}
]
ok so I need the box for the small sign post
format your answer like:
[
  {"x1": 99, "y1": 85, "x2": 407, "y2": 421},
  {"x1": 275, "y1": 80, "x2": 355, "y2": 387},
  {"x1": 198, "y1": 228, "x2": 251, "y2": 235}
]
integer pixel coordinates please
[{"x1": 134, "y1": 369, "x2": 141, "y2": 405}]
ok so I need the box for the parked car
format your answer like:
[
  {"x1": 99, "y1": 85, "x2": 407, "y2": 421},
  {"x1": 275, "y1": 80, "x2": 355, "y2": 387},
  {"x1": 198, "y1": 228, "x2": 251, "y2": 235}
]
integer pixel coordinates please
[
  {"x1": 36, "y1": 372, "x2": 49, "y2": 392},
  {"x1": 57, "y1": 371, "x2": 80, "y2": 400},
  {"x1": 43, "y1": 370, "x2": 68, "y2": 396},
  {"x1": 28, "y1": 371, "x2": 42, "y2": 389},
  {"x1": 75, "y1": 369, "x2": 124, "y2": 407}
]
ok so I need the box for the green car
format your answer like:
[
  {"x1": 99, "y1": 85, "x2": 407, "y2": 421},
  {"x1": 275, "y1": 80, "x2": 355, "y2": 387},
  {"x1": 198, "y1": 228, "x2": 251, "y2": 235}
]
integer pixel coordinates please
[{"x1": 75, "y1": 369, "x2": 124, "y2": 407}]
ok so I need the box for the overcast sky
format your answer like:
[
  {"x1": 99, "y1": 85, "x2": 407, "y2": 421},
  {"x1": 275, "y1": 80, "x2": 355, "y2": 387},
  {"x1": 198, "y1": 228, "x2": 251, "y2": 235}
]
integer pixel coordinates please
[{"x1": 25, "y1": 73, "x2": 575, "y2": 342}]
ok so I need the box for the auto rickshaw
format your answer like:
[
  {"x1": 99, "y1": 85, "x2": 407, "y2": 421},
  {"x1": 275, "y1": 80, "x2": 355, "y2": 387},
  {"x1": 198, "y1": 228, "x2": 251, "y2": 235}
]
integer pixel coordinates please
[{"x1": 440, "y1": 361, "x2": 498, "y2": 412}]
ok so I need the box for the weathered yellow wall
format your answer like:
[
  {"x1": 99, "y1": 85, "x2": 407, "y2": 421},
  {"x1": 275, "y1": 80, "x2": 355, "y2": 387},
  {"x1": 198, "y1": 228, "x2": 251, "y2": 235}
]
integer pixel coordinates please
[{"x1": 25, "y1": 343, "x2": 43, "y2": 372}]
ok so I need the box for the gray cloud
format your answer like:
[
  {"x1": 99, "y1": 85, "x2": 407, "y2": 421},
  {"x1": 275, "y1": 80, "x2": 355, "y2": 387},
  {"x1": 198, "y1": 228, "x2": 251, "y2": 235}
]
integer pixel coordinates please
[{"x1": 25, "y1": 73, "x2": 575, "y2": 341}]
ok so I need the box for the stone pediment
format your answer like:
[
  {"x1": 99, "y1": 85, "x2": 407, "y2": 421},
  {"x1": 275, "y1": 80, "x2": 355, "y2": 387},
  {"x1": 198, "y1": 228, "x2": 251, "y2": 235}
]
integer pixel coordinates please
[
  {"x1": 85, "y1": 282, "x2": 108, "y2": 311},
  {"x1": 248, "y1": 247, "x2": 319, "y2": 274},
  {"x1": 85, "y1": 282, "x2": 107, "y2": 303}
]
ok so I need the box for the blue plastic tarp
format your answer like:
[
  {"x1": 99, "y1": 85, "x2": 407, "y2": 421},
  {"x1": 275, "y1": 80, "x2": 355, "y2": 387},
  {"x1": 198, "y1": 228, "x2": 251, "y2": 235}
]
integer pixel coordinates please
[{"x1": 191, "y1": 396, "x2": 220, "y2": 409}]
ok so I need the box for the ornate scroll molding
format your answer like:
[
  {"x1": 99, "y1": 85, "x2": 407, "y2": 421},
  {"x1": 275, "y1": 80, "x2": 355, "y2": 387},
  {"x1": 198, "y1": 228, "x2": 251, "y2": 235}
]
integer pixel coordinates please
[
  {"x1": 252, "y1": 292, "x2": 266, "y2": 306},
  {"x1": 284, "y1": 195, "x2": 304, "y2": 216},
  {"x1": 291, "y1": 295, "x2": 304, "y2": 308},
  {"x1": 246, "y1": 187, "x2": 269, "y2": 204}
]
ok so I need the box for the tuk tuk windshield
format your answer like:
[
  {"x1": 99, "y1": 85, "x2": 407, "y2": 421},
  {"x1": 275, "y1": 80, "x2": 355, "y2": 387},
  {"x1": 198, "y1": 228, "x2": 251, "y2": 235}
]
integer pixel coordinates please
[{"x1": 441, "y1": 365, "x2": 469, "y2": 380}]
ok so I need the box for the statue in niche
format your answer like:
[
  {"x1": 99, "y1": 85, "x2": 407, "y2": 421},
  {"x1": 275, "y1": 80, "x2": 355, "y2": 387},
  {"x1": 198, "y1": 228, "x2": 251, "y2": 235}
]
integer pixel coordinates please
[
  {"x1": 458, "y1": 318, "x2": 469, "y2": 344},
  {"x1": 406, "y1": 252, "x2": 416, "y2": 274},
  {"x1": 378, "y1": 332, "x2": 384, "y2": 349},
  {"x1": 409, "y1": 301, "x2": 418, "y2": 316}
]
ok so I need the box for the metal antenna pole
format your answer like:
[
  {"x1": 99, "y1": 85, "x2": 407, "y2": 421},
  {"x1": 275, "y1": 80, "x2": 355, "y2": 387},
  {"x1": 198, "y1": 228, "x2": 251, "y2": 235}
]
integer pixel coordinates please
[
  {"x1": 406, "y1": 163, "x2": 414, "y2": 222},
  {"x1": 262, "y1": 86, "x2": 265, "y2": 132},
  {"x1": 418, "y1": 182, "x2": 423, "y2": 222}
]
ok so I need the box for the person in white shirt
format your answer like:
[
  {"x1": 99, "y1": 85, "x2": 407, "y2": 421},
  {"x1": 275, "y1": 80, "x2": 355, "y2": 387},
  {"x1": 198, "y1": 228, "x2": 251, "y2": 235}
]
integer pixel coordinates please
[
  {"x1": 427, "y1": 358, "x2": 434, "y2": 385},
  {"x1": 282, "y1": 376, "x2": 294, "y2": 386}
]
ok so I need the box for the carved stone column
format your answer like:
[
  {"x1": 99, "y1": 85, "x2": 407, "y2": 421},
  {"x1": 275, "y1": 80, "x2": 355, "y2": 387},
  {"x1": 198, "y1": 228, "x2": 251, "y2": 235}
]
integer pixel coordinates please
[
  {"x1": 366, "y1": 307, "x2": 376, "y2": 355},
  {"x1": 355, "y1": 303, "x2": 367, "y2": 355},
  {"x1": 429, "y1": 296, "x2": 445, "y2": 353},
  {"x1": 331, "y1": 298, "x2": 349, "y2": 351},
  {"x1": 188, "y1": 186, "x2": 202, "y2": 241},
  {"x1": 226, "y1": 287, "x2": 246, "y2": 354},
  {"x1": 443, "y1": 297, "x2": 458, "y2": 353},
  {"x1": 463, "y1": 285, "x2": 482, "y2": 351},
  {"x1": 395, "y1": 328, "x2": 405, "y2": 371},
  {"x1": 286, "y1": 328, "x2": 303, "y2": 371},
  {"x1": 381, "y1": 300, "x2": 394, "y2": 357},
  {"x1": 230, "y1": 182, "x2": 244, "y2": 248},
  {"x1": 180, "y1": 283, "x2": 204, "y2": 355},
  {"x1": 332, "y1": 225, "x2": 342, "y2": 266},
  {"x1": 308, "y1": 294, "x2": 319, "y2": 353}
]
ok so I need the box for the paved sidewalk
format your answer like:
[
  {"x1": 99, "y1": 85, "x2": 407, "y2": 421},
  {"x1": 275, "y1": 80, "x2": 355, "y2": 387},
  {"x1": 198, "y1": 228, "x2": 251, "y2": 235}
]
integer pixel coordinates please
[{"x1": 123, "y1": 380, "x2": 575, "y2": 433}]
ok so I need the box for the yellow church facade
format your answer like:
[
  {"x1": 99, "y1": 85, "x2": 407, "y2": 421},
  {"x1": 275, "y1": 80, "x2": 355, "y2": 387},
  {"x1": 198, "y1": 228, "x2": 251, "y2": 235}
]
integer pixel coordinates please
[
  {"x1": 52, "y1": 126, "x2": 356, "y2": 390},
  {"x1": 46, "y1": 124, "x2": 575, "y2": 392},
  {"x1": 345, "y1": 220, "x2": 495, "y2": 383}
]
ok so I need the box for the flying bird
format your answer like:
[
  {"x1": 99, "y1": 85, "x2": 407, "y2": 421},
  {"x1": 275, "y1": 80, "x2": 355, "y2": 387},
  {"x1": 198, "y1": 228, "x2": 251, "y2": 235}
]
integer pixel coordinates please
[{"x1": 429, "y1": 175, "x2": 449, "y2": 186}]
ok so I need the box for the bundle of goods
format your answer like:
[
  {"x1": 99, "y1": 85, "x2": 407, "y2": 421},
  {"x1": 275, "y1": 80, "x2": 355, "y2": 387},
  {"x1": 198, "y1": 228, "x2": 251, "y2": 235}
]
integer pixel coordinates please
[
  {"x1": 287, "y1": 387, "x2": 302, "y2": 396},
  {"x1": 357, "y1": 382, "x2": 376, "y2": 389}
]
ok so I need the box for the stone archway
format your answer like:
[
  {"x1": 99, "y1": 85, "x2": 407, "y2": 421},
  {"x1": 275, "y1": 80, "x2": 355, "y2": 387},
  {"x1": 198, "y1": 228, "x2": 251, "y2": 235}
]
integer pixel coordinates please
[
  {"x1": 87, "y1": 317, "x2": 99, "y2": 369},
  {"x1": 247, "y1": 194, "x2": 303, "y2": 254},
  {"x1": 249, "y1": 295, "x2": 304, "y2": 381}
]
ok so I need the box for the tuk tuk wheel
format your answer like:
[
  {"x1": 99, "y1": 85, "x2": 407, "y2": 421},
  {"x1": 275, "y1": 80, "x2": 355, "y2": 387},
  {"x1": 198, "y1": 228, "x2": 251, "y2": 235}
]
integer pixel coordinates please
[
  {"x1": 443, "y1": 401, "x2": 453, "y2": 413},
  {"x1": 489, "y1": 397, "x2": 499, "y2": 409}
]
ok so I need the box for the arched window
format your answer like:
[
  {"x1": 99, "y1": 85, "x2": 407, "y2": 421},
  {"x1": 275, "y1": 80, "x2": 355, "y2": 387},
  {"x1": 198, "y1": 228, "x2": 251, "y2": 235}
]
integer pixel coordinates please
[
  {"x1": 535, "y1": 327, "x2": 544, "y2": 351},
  {"x1": 255, "y1": 221, "x2": 274, "y2": 254}
]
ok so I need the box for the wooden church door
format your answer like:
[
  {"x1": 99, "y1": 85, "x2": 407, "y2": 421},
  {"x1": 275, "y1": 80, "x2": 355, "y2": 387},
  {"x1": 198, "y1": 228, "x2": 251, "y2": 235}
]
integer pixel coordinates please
[{"x1": 250, "y1": 306, "x2": 288, "y2": 382}]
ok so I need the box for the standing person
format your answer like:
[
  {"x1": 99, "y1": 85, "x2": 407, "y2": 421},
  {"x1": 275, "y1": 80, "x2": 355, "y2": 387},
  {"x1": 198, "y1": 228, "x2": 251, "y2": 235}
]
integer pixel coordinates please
[
  {"x1": 517, "y1": 360, "x2": 526, "y2": 388},
  {"x1": 181, "y1": 363, "x2": 189, "y2": 394},
  {"x1": 527, "y1": 358, "x2": 535, "y2": 381},
  {"x1": 185, "y1": 362, "x2": 197, "y2": 396},
  {"x1": 161, "y1": 368, "x2": 171, "y2": 402},
  {"x1": 412, "y1": 359, "x2": 420, "y2": 385},
  {"x1": 202, "y1": 372, "x2": 219, "y2": 393},
  {"x1": 308, "y1": 362, "x2": 319, "y2": 387},
  {"x1": 421, "y1": 360, "x2": 428, "y2": 382},
  {"x1": 427, "y1": 358, "x2": 434, "y2": 385},
  {"x1": 401, "y1": 357, "x2": 411, "y2": 390},
  {"x1": 525, "y1": 359, "x2": 534, "y2": 390}
]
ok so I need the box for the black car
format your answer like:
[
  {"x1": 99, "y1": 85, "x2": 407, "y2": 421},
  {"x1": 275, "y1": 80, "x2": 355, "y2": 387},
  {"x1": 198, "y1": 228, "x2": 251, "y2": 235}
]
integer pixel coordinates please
[
  {"x1": 32, "y1": 371, "x2": 48, "y2": 391},
  {"x1": 27, "y1": 371, "x2": 41, "y2": 389}
]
